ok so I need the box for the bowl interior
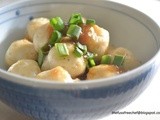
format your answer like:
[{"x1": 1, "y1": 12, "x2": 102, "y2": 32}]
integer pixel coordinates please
[{"x1": 0, "y1": 0, "x2": 159, "y2": 71}]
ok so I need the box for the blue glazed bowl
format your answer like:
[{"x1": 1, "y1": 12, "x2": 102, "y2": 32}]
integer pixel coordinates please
[{"x1": 0, "y1": 0, "x2": 160, "y2": 120}]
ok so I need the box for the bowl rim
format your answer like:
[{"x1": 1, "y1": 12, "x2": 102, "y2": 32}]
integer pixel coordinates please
[{"x1": 0, "y1": 0, "x2": 160, "y2": 90}]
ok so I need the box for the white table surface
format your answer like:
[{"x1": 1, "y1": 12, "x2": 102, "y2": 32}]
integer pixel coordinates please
[{"x1": 0, "y1": 0, "x2": 160, "y2": 120}]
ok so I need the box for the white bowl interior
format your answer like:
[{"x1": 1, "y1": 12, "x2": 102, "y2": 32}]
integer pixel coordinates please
[{"x1": 0, "y1": 0, "x2": 159, "y2": 71}]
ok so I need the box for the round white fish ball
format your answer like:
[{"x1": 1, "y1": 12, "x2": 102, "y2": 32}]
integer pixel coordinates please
[
  {"x1": 110, "y1": 47, "x2": 141, "y2": 71},
  {"x1": 43, "y1": 43, "x2": 86, "y2": 78},
  {"x1": 8, "y1": 59, "x2": 41, "y2": 78},
  {"x1": 87, "y1": 65, "x2": 120, "y2": 80},
  {"x1": 79, "y1": 24, "x2": 110, "y2": 60},
  {"x1": 27, "y1": 17, "x2": 49, "y2": 41},
  {"x1": 33, "y1": 22, "x2": 53, "y2": 52},
  {"x1": 5, "y1": 39, "x2": 37, "y2": 67},
  {"x1": 36, "y1": 66, "x2": 73, "y2": 83}
]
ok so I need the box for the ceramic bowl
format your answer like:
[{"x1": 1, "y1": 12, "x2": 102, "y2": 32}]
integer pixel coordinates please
[{"x1": 0, "y1": 0, "x2": 160, "y2": 120}]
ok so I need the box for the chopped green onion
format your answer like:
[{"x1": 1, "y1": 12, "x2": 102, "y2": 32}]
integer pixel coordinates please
[
  {"x1": 74, "y1": 47, "x2": 83, "y2": 57},
  {"x1": 74, "y1": 43, "x2": 88, "y2": 57},
  {"x1": 69, "y1": 13, "x2": 83, "y2": 25},
  {"x1": 49, "y1": 30, "x2": 62, "y2": 47},
  {"x1": 55, "y1": 43, "x2": 69, "y2": 56},
  {"x1": 76, "y1": 42, "x2": 87, "y2": 54},
  {"x1": 113, "y1": 55, "x2": 125, "y2": 66},
  {"x1": 50, "y1": 17, "x2": 64, "y2": 31},
  {"x1": 86, "y1": 19, "x2": 96, "y2": 25},
  {"x1": 101, "y1": 55, "x2": 112, "y2": 64},
  {"x1": 88, "y1": 58, "x2": 96, "y2": 67},
  {"x1": 38, "y1": 49, "x2": 45, "y2": 67},
  {"x1": 86, "y1": 52, "x2": 96, "y2": 59},
  {"x1": 67, "y1": 25, "x2": 82, "y2": 40}
]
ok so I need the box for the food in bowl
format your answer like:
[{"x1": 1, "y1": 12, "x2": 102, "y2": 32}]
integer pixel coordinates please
[
  {"x1": 5, "y1": 13, "x2": 140, "y2": 82},
  {"x1": 0, "y1": 0, "x2": 160, "y2": 120}
]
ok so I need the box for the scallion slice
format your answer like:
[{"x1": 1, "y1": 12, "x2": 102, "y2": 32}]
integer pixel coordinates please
[
  {"x1": 38, "y1": 49, "x2": 45, "y2": 67},
  {"x1": 67, "y1": 25, "x2": 82, "y2": 40},
  {"x1": 74, "y1": 47, "x2": 83, "y2": 57},
  {"x1": 86, "y1": 19, "x2": 96, "y2": 25},
  {"x1": 101, "y1": 55, "x2": 112, "y2": 64},
  {"x1": 49, "y1": 30, "x2": 62, "y2": 47},
  {"x1": 88, "y1": 58, "x2": 96, "y2": 67},
  {"x1": 86, "y1": 52, "x2": 96, "y2": 59},
  {"x1": 50, "y1": 17, "x2": 64, "y2": 31},
  {"x1": 76, "y1": 42, "x2": 87, "y2": 54},
  {"x1": 113, "y1": 55, "x2": 125, "y2": 66},
  {"x1": 69, "y1": 13, "x2": 83, "y2": 25},
  {"x1": 55, "y1": 43, "x2": 69, "y2": 56}
]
